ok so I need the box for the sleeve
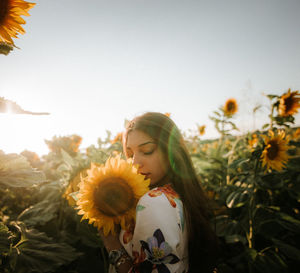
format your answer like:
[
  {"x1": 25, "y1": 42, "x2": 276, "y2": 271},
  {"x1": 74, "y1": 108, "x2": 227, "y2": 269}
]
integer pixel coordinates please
[{"x1": 128, "y1": 191, "x2": 185, "y2": 273}]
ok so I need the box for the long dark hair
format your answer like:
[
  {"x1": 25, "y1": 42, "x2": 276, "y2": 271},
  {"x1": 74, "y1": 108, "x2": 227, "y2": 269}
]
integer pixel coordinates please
[{"x1": 123, "y1": 112, "x2": 219, "y2": 273}]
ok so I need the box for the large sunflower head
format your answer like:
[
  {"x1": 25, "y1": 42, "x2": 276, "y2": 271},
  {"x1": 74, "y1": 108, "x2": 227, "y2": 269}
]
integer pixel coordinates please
[
  {"x1": 278, "y1": 89, "x2": 300, "y2": 117},
  {"x1": 261, "y1": 130, "x2": 290, "y2": 172},
  {"x1": 76, "y1": 156, "x2": 150, "y2": 236},
  {"x1": 224, "y1": 98, "x2": 238, "y2": 116},
  {"x1": 0, "y1": 0, "x2": 35, "y2": 45}
]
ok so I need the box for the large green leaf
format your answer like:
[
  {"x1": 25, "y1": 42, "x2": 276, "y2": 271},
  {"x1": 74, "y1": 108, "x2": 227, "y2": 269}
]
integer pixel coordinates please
[
  {"x1": 17, "y1": 200, "x2": 61, "y2": 227},
  {"x1": 276, "y1": 213, "x2": 300, "y2": 233},
  {"x1": 0, "y1": 222, "x2": 12, "y2": 254},
  {"x1": 253, "y1": 250, "x2": 287, "y2": 273},
  {"x1": 0, "y1": 152, "x2": 45, "y2": 187},
  {"x1": 226, "y1": 189, "x2": 251, "y2": 208},
  {"x1": 258, "y1": 173, "x2": 284, "y2": 189},
  {"x1": 228, "y1": 158, "x2": 249, "y2": 169},
  {"x1": 10, "y1": 222, "x2": 81, "y2": 273},
  {"x1": 272, "y1": 239, "x2": 300, "y2": 261},
  {"x1": 224, "y1": 234, "x2": 247, "y2": 245},
  {"x1": 0, "y1": 169, "x2": 46, "y2": 188}
]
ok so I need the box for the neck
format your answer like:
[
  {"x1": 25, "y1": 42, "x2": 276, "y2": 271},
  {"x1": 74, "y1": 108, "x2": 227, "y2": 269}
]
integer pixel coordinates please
[{"x1": 149, "y1": 173, "x2": 171, "y2": 189}]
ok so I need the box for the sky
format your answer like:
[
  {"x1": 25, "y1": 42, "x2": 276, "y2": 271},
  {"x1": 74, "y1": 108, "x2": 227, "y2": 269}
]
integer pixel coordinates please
[{"x1": 0, "y1": 0, "x2": 300, "y2": 156}]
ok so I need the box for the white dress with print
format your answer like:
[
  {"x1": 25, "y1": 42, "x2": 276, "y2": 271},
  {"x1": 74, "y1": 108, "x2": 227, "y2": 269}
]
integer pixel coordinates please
[{"x1": 109, "y1": 184, "x2": 188, "y2": 273}]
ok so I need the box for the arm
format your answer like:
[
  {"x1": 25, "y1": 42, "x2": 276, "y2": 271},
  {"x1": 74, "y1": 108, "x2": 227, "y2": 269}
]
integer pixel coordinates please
[{"x1": 99, "y1": 228, "x2": 133, "y2": 273}]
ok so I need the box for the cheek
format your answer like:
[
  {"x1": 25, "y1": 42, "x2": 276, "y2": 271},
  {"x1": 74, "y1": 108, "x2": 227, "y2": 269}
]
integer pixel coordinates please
[{"x1": 155, "y1": 154, "x2": 168, "y2": 176}]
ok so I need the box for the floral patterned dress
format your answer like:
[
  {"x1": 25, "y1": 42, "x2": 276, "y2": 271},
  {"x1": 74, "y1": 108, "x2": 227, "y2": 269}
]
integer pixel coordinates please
[{"x1": 110, "y1": 184, "x2": 189, "y2": 273}]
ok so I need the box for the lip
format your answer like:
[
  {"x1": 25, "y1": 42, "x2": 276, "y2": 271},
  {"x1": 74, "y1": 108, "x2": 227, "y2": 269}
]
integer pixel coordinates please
[{"x1": 141, "y1": 173, "x2": 150, "y2": 179}]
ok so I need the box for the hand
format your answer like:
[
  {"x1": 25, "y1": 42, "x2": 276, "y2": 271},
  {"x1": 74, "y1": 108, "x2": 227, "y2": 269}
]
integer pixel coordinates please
[{"x1": 99, "y1": 225, "x2": 122, "y2": 252}]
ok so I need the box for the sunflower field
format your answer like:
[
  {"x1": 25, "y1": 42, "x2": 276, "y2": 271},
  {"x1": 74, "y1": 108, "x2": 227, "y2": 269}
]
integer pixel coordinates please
[
  {"x1": 0, "y1": 90, "x2": 300, "y2": 273},
  {"x1": 1, "y1": 2, "x2": 300, "y2": 272}
]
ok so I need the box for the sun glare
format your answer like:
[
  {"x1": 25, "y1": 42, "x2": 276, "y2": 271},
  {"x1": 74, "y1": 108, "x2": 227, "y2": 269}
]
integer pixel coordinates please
[{"x1": 0, "y1": 114, "x2": 50, "y2": 156}]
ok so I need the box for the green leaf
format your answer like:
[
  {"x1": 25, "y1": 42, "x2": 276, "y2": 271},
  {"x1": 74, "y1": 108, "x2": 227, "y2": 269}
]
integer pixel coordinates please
[
  {"x1": 272, "y1": 239, "x2": 300, "y2": 261},
  {"x1": 0, "y1": 169, "x2": 46, "y2": 188},
  {"x1": 266, "y1": 94, "x2": 279, "y2": 100},
  {"x1": 224, "y1": 234, "x2": 247, "y2": 245},
  {"x1": 277, "y1": 213, "x2": 300, "y2": 232},
  {"x1": 246, "y1": 248, "x2": 258, "y2": 261},
  {"x1": 258, "y1": 173, "x2": 284, "y2": 189},
  {"x1": 226, "y1": 190, "x2": 250, "y2": 208},
  {"x1": 0, "y1": 152, "x2": 46, "y2": 188},
  {"x1": 254, "y1": 250, "x2": 287, "y2": 273},
  {"x1": 253, "y1": 105, "x2": 262, "y2": 113},
  {"x1": 213, "y1": 111, "x2": 221, "y2": 117},
  {"x1": 18, "y1": 200, "x2": 61, "y2": 227},
  {"x1": 228, "y1": 158, "x2": 249, "y2": 169},
  {"x1": 0, "y1": 222, "x2": 12, "y2": 254},
  {"x1": 262, "y1": 123, "x2": 269, "y2": 129},
  {"x1": 10, "y1": 222, "x2": 81, "y2": 273},
  {"x1": 60, "y1": 149, "x2": 77, "y2": 167}
]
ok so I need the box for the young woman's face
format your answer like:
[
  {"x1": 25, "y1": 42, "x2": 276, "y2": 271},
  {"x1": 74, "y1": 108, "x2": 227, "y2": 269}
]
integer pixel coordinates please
[{"x1": 125, "y1": 130, "x2": 168, "y2": 186}]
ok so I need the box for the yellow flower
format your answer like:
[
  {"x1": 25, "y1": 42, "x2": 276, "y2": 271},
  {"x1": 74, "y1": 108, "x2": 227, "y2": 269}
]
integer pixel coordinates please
[
  {"x1": 278, "y1": 89, "x2": 300, "y2": 117},
  {"x1": 164, "y1": 112, "x2": 171, "y2": 117},
  {"x1": 225, "y1": 139, "x2": 232, "y2": 148},
  {"x1": 261, "y1": 130, "x2": 290, "y2": 172},
  {"x1": 63, "y1": 168, "x2": 88, "y2": 206},
  {"x1": 224, "y1": 98, "x2": 238, "y2": 116},
  {"x1": 0, "y1": 0, "x2": 35, "y2": 44},
  {"x1": 293, "y1": 128, "x2": 300, "y2": 140},
  {"x1": 201, "y1": 143, "x2": 209, "y2": 152},
  {"x1": 76, "y1": 156, "x2": 150, "y2": 236},
  {"x1": 46, "y1": 135, "x2": 82, "y2": 156},
  {"x1": 248, "y1": 134, "x2": 258, "y2": 149},
  {"x1": 110, "y1": 132, "x2": 123, "y2": 144},
  {"x1": 197, "y1": 125, "x2": 206, "y2": 136}
]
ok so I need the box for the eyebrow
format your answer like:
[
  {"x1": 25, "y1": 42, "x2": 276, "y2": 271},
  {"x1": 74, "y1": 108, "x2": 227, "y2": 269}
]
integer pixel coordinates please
[{"x1": 127, "y1": 141, "x2": 156, "y2": 149}]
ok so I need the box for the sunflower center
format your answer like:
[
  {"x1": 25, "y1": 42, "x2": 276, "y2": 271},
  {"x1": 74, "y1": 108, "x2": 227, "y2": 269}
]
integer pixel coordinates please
[
  {"x1": 93, "y1": 177, "x2": 135, "y2": 217},
  {"x1": 283, "y1": 96, "x2": 294, "y2": 113},
  {"x1": 266, "y1": 140, "x2": 279, "y2": 160},
  {"x1": 0, "y1": 0, "x2": 9, "y2": 24},
  {"x1": 227, "y1": 102, "x2": 235, "y2": 112}
]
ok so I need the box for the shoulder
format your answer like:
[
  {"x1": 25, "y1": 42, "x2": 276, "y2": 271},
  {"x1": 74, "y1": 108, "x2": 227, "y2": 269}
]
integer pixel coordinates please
[{"x1": 138, "y1": 184, "x2": 181, "y2": 209}]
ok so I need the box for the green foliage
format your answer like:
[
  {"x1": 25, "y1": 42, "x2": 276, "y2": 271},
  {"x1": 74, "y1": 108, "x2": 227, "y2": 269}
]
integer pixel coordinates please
[
  {"x1": 190, "y1": 125, "x2": 300, "y2": 272},
  {"x1": 1, "y1": 90, "x2": 300, "y2": 272}
]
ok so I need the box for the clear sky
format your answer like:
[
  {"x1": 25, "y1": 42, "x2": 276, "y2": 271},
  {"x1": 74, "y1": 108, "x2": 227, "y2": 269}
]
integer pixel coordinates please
[{"x1": 0, "y1": 0, "x2": 300, "y2": 155}]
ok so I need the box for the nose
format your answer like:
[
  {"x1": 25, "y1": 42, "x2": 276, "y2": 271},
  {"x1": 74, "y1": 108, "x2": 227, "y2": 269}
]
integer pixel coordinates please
[{"x1": 132, "y1": 154, "x2": 143, "y2": 171}]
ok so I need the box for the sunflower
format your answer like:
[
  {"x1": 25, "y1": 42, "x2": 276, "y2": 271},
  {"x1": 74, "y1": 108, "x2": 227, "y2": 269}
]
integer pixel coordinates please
[
  {"x1": 278, "y1": 89, "x2": 300, "y2": 117},
  {"x1": 63, "y1": 168, "x2": 88, "y2": 206},
  {"x1": 293, "y1": 128, "x2": 300, "y2": 140},
  {"x1": 248, "y1": 134, "x2": 258, "y2": 149},
  {"x1": 76, "y1": 156, "x2": 150, "y2": 236},
  {"x1": 224, "y1": 98, "x2": 238, "y2": 116},
  {"x1": 197, "y1": 125, "x2": 206, "y2": 136},
  {"x1": 110, "y1": 132, "x2": 123, "y2": 144},
  {"x1": 0, "y1": 0, "x2": 35, "y2": 44},
  {"x1": 261, "y1": 130, "x2": 290, "y2": 172}
]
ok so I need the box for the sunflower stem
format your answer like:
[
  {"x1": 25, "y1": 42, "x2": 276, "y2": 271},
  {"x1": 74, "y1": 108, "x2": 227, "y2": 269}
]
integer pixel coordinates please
[
  {"x1": 100, "y1": 246, "x2": 109, "y2": 272},
  {"x1": 269, "y1": 104, "x2": 275, "y2": 130}
]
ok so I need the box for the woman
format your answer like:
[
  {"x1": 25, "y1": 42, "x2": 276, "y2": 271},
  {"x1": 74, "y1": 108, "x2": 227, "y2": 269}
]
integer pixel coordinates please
[{"x1": 100, "y1": 112, "x2": 219, "y2": 273}]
